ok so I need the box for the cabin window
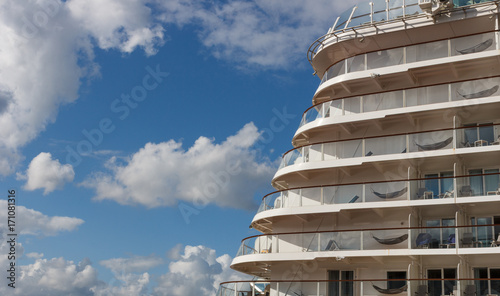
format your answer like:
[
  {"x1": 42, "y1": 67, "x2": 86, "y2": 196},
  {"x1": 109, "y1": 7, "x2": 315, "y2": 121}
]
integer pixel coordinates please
[
  {"x1": 474, "y1": 268, "x2": 500, "y2": 295},
  {"x1": 427, "y1": 268, "x2": 456, "y2": 296},
  {"x1": 328, "y1": 270, "x2": 353, "y2": 296}
]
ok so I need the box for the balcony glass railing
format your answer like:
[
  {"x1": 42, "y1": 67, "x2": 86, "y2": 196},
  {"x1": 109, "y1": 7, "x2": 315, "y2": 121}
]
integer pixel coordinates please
[
  {"x1": 217, "y1": 278, "x2": 500, "y2": 296},
  {"x1": 281, "y1": 123, "x2": 500, "y2": 170},
  {"x1": 300, "y1": 76, "x2": 500, "y2": 128},
  {"x1": 258, "y1": 172, "x2": 500, "y2": 214},
  {"x1": 318, "y1": 31, "x2": 497, "y2": 86},
  {"x1": 236, "y1": 224, "x2": 500, "y2": 258},
  {"x1": 308, "y1": 0, "x2": 497, "y2": 64}
]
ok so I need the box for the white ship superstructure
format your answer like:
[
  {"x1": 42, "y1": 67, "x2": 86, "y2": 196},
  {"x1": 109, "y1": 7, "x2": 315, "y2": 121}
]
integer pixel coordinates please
[{"x1": 218, "y1": 0, "x2": 500, "y2": 295}]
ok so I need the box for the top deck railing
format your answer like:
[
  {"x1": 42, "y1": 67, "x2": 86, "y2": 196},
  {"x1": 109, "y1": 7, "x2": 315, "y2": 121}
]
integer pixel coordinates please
[{"x1": 307, "y1": 0, "x2": 498, "y2": 66}]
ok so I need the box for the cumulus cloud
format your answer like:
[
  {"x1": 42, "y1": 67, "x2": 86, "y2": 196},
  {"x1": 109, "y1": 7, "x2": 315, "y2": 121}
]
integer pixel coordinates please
[
  {"x1": 66, "y1": 0, "x2": 164, "y2": 55},
  {"x1": 83, "y1": 123, "x2": 275, "y2": 209},
  {"x1": 154, "y1": 245, "x2": 246, "y2": 296},
  {"x1": 0, "y1": 0, "x2": 363, "y2": 176},
  {"x1": 158, "y1": 0, "x2": 362, "y2": 68},
  {"x1": 0, "y1": 0, "x2": 165, "y2": 176},
  {"x1": 19, "y1": 152, "x2": 75, "y2": 194},
  {"x1": 0, "y1": 244, "x2": 239, "y2": 296},
  {"x1": 0, "y1": 200, "x2": 84, "y2": 236},
  {"x1": 100, "y1": 255, "x2": 164, "y2": 274}
]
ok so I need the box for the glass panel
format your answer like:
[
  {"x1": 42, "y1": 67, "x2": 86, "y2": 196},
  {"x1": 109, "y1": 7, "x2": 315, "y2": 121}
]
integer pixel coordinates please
[
  {"x1": 441, "y1": 219, "x2": 455, "y2": 246},
  {"x1": 327, "y1": 60, "x2": 346, "y2": 79},
  {"x1": 479, "y1": 123, "x2": 494, "y2": 144},
  {"x1": 367, "y1": 48, "x2": 404, "y2": 69},
  {"x1": 301, "y1": 187, "x2": 321, "y2": 206},
  {"x1": 410, "y1": 130, "x2": 453, "y2": 153},
  {"x1": 452, "y1": 78, "x2": 500, "y2": 101},
  {"x1": 463, "y1": 124, "x2": 478, "y2": 147},
  {"x1": 426, "y1": 220, "x2": 441, "y2": 248},
  {"x1": 407, "y1": 39, "x2": 448, "y2": 63},
  {"x1": 425, "y1": 174, "x2": 439, "y2": 199},
  {"x1": 365, "y1": 135, "x2": 406, "y2": 157},
  {"x1": 451, "y1": 32, "x2": 495, "y2": 56},
  {"x1": 477, "y1": 217, "x2": 493, "y2": 246},
  {"x1": 485, "y1": 169, "x2": 500, "y2": 193},
  {"x1": 367, "y1": 181, "x2": 408, "y2": 202},
  {"x1": 346, "y1": 53, "x2": 365, "y2": 73},
  {"x1": 440, "y1": 172, "x2": 454, "y2": 197},
  {"x1": 469, "y1": 169, "x2": 484, "y2": 196},
  {"x1": 344, "y1": 96, "x2": 361, "y2": 115},
  {"x1": 324, "y1": 184, "x2": 362, "y2": 204}
]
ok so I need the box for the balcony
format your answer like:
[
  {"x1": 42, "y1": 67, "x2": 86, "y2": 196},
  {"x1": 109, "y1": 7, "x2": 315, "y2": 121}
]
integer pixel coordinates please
[
  {"x1": 316, "y1": 31, "x2": 497, "y2": 87},
  {"x1": 279, "y1": 124, "x2": 500, "y2": 176},
  {"x1": 298, "y1": 76, "x2": 500, "y2": 132},
  {"x1": 217, "y1": 278, "x2": 500, "y2": 296},
  {"x1": 258, "y1": 172, "x2": 500, "y2": 219},
  {"x1": 236, "y1": 224, "x2": 500, "y2": 259},
  {"x1": 308, "y1": 0, "x2": 497, "y2": 75}
]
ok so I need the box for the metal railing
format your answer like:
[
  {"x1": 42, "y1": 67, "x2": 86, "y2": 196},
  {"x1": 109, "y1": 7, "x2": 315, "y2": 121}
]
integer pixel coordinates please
[
  {"x1": 237, "y1": 224, "x2": 500, "y2": 257},
  {"x1": 258, "y1": 172, "x2": 500, "y2": 214},
  {"x1": 299, "y1": 76, "x2": 500, "y2": 128},
  {"x1": 279, "y1": 123, "x2": 500, "y2": 171},
  {"x1": 217, "y1": 278, "x2": 500, "y2": 296},
  {"x1": 307, "y1": 0, "x2": 497, "y2": 65}
]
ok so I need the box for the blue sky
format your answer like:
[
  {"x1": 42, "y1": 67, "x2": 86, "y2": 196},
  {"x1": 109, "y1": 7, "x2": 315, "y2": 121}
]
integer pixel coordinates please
[{"x1": 0, "y1": 0, "x2": 358, "y2": 295}]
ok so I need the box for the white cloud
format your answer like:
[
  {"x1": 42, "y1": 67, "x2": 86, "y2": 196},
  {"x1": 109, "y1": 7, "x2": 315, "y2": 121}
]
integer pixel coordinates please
[
  {"x1": 0, "y1": 200, "x2": 84, "y2": 236},
  {"x1": 83, "y1": 123, "x2": 275, "y2": 209},
  {"x1": 158, "y1": 0, "x2": 363, "y2": 68},
  {"x1": 12, "y1": 257, "x2": 99, "y2": 296},
  {"x1": 26, "y1": 252, "x2": 44, "y2": 259},
  {"x1": 66, "y1": 0, "x2": 164, "y2": 55},
  {"x1": 0, "y1": 244, "x2": 240, "y2": 296},
  {"x1": 0, "y1": 0, "x2": 165, "y2": 176},
  {"x1": 0, "y1": 0, "x2": 366, "y2": 176},
  {"x1": 153, "y1": 245, "x2": 246, "y2": 296},
  {"x1": 100, "y1": 255, "x2": 164, "y2": 274},
  {"x1": 19, "y1": 152, "x2": 75, "y2": 195}
]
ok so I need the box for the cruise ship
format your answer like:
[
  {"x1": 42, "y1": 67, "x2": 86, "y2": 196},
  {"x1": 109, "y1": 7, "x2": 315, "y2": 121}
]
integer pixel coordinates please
[{"x1": 217, "y1": 0, "x2": 500, "y2": 295}]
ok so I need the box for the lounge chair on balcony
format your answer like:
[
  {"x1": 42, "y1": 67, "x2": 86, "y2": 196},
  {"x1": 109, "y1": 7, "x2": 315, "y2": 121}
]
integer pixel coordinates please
[
  {"x1": 415, "y1": 285, "x2": 428, "y2": 295},
  {"x1": 348, "y1": 195, "x2": 359, "y2": 203},
  {"x1": 491, "y1": 234, "x2": 500, "y2": 247},
  {"x1": 463, "y1": 284, "x2": 476, "y2": 295},
  {"x1": 459, "y1": 185, "x2": 473, "y2": 197},
  {"x1": 439, "y1": 233, "x2": 456, "y2": 248},
  {"x1": 416, "y1": 188, "x2": 426, "y2": 199},
  {"x1": 439, "y1": 190, "x2": 454, "y2": 198},
  {"x1": 416, "y1": 233, "x2": 432, "y2": 248},
  {"x1": 461, "y1": 232, "x2": 482, "y2": 248},
  {"x1": 325, "y1": 239, "x2": 340, "y2": 251}
]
